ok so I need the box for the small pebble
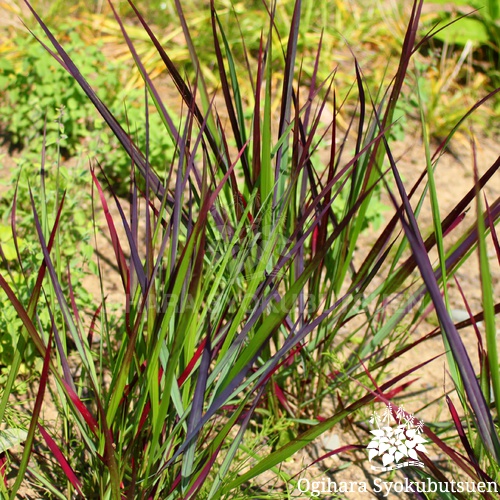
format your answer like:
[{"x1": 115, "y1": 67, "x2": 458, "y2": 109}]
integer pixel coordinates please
[
  {"x1": 322, "y1": 432, "x2": 340, "y2": 451},
  {"x1": 450, "y1": 309, "x2": 470, "y2": 323}
]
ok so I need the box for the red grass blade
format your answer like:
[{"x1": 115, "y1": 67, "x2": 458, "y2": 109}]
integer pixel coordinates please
[
  {"x1": 62, "y1": 380, "x2": 98, "y2": 435},
  {"x1": 9, "y1": 330, "x2": 52, "y2": 497},
  {"x1": 485, "y1": 196, "x2": 500, "y2": 266},
  {"x1": 90, "y1": 167, "x2": 129, "y2": 292},
  {"x1": 38, "y1": 424, "x2": 83, "y2": 496}
]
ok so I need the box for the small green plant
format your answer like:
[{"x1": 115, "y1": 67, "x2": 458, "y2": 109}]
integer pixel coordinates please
[
  {"x1": 428, "y1": 0, "x2": 500, "y2": 86},
  {"x1": 0, "y1": 25, "x2": 118, "y2": 154},
  {"x1": 0, "y1": 24, "x2": 176, "y2": 192},
  {"x1": 431, "y1": 0, "x2": 499, "y2": 49},
  {"x1": 401, "y1": 55, "x2": 489, "y2": 142}
]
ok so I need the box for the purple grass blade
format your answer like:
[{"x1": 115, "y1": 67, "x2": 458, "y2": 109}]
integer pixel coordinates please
[
  {"x1": 252, "y1": 36, "x2": 264, "y2": 186},
  {"x1": 377, "y1": 122, "x2": 500, "y2": 459},
  {"x1": 387, "y1": 158, "x2": 500, "y2": 291},
  {"x1": 130, "y1": 136, "x2": 138, "y2": 297},
  {"x1": 125, "y1": 0, "x2": 220, "y2": 158},
  {"x1": 11, "y1": 178, "x2": 24, "y2": 273},
  {"x1": 97, "y1": 165, "x2": 147, "y2": 294},
  {"x1": 183, "y1": 326, "x2": 212, "y2": 486},
  {"x1": 210, "y1": 0, "x2": 252, "y2": 188},
  {"x1": 144, "y1": 88, "x2": 154, "y2": 289},
  {"x1": 350, "y1": 61, "x2": 366, "y2": 200},
  {"x1": 169, "y1": 103, "x2": 193, "y2": 276},
  {"x1": 106, "y1": 0, "x2": 183, "y2": 149},
  {"x1": 437, "y1": 199, "x2": 500, "y2": 281},
  {"x1": 188, "y1": 328, "x2": 211, "y2": 437},
  {"x1": 303, "y1": 30, "x2": 324, "y2": 130},
  {"x1": 275, "y1": 0, "x2": 302, "y2": 183},
  {"x1": 46, "y1": 300, "x2": 76, "y2": 393},
  {"x1": 188, "y1": 218, "x2": 206, "y2": 298}
]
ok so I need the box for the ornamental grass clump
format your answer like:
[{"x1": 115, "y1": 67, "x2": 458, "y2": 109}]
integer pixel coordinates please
[{"x1": 0, "y1": 0, "x2": 499, "y2": 498}]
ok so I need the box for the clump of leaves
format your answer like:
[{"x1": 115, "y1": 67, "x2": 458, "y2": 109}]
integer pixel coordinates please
[{"x1": 0, "y1": 0, "x2": 499, "y2": 499}]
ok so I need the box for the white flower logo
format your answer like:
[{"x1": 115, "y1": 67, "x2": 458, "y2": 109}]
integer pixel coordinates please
[{"x1": 367, "y1": 405, "x2": 427, "y2": 471}]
